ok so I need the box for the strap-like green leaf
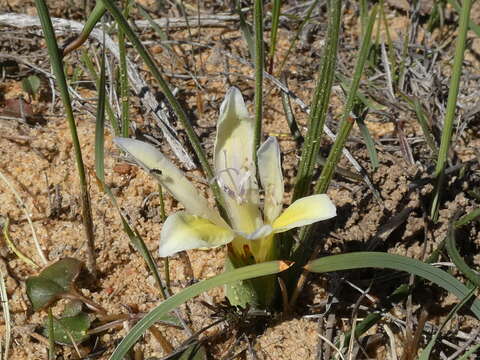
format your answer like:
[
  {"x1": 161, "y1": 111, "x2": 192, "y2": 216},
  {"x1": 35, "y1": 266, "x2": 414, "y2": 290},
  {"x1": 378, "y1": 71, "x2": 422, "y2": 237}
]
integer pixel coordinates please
[
  {"x1": 306, "y1": 252, "x2": 480, "y2": 319},
  {"x1": 109, "y1": 261, "x2": 290, "y2": 359}
]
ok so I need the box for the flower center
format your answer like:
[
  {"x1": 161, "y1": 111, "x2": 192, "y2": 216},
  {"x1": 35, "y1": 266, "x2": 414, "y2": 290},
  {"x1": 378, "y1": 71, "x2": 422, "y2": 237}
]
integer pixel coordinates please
[{"x1": 213, "y1": 151, "x2": 254, "y2": 204}]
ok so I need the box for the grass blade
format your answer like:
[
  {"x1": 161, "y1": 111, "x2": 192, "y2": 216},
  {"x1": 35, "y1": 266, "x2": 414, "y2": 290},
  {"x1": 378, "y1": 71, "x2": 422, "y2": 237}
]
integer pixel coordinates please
[
  {"x1": 455, "y1": 207, "x2": 480, "y2": 227},
  {"x1": 276, "y1": 0, "x2": 321, "y2": 75},
  {"x1": 458, "y1": 343, "x2": 480, "y2": 360},
  {"x1": 94, "y1": 47, "x2": 107, "y2": 186},
  {"x1": 253, "y1": 0, "x2": 264, "y2": 158},
  {"x1": 419, "y1": 287, "x2": 476, "y2": 359},
  {"x1": 62, "y1": 1, "x2": 106, "y2": 56},
  {"x1": 306, "y1": 252, "x2": 480, "y2": 319},
  {"x1": 293, "y1": 4, "x2": 377, "y2": 268},
  {"x1": 314, "y1": 4, "x2": 377, "y2": 195},
  {"x1": 35, "y1": 0, "x2": 97, "y2": 278},
  {"x1": 409, "y1": 95, "x2": 438, "y2": 155},
  {"x1": 47, "y1": 308, "x2": 55, "y2": 360},
  {"x1": 2, "y1": 217, "x2": 39, "y2": 268},
  {"x1": 447, "y1": 0, "x2": 480, "y2": 37},
  {"x1": 99, "y1": 0, "x2": 225, "y2": 212},
  {"x1": 430, "y1": 0, "x2": 473, "y2": 221},
  {"x1": 356, "y1": 111, "x2": 379, "y2": 171},
  {"x1": 268, "y1": 0, "x2": 281, "y2": 73},
  {"x1": 237, "y1": 1, "x2": 255, "y2": 60},
  {"x1": 446, "y1": 220, "x2": 480, "y2": 288},
  {"x1": 93, "y1": 64, "x2": 168, "y2": 300},
  {"x1": 0, "y1": 269, "x2": 11, "y2": 360},
  {"x1": 291, "y1": 0, "x2": 342, "y2": 201},
  {"x1": 118, "y1": 0, "x2": 131, "y2": 137},
  {"x1": 338, "y1": 241, "x2": 449, "y2": 347},
  {"x1": 109, "y1": 261, "x2": 291, "y2": 359},
  {"x1": 0, "y1": 170, "x2": 47, "y2": 265},
  {"x1": 81, "y1": 49, "x2": 120, "y2": 134}
]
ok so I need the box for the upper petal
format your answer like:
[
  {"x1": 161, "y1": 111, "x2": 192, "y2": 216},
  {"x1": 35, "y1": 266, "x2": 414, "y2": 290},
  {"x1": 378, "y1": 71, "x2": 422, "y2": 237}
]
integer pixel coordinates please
[
  {"x1": 213, "y1": 87, "x2": 261, "y2": 233},
  {"x1": 272, "y1": 194, "x2": 336, "y2": 233},
  {"x1": 257, "y1": 136, "x2": 284, "y2": 224},
  {"x1": 159, "y1": 212, "x2": 234, "y2": 257},
  {"x1": 114, "y1": 137, "x2": 226, "y2": 226}
]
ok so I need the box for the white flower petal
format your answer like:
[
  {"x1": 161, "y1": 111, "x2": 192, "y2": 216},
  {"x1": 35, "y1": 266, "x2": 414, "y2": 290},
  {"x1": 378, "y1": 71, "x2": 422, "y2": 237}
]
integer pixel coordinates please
[
  {"x1": 272, "y1": 194, "x2": 336, "y2": 233},
  {"x1": 213, "y1": 87, "x2": 261, "y2": 233},
  {"x1": 159, "y1": 212, "x2": 234, "y2": 257},
  {"x1": 114, "y1": 137, "x2": 225, "y2": 226},
  {"x1": 257, "y1": 137, "x2": 284, "y2": 224},
  {"x1": 235, "y1": 224, "x2": 273, "y2": 240}
]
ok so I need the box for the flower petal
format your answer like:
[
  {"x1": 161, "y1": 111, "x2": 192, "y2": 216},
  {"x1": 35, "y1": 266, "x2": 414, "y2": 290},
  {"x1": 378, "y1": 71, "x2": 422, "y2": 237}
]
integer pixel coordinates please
[
  {"x1": 235, "y1": 224, "x2": 273, "y2": 240},
  {"x1": 272, "y1": 194, "x2": 336, "y2": 232},
  {"x1": 257, "y1": 136, "x2": 284, "y2": 224},
  {"x1": 114, "y1": 137, "x2": 225, "y2": 226},
  {"x1": 213, "y1": 87, "x2": 261, "y2": 233},
  {"x1": 159, "y1": 212, "x2": 234, "y2": 257}
]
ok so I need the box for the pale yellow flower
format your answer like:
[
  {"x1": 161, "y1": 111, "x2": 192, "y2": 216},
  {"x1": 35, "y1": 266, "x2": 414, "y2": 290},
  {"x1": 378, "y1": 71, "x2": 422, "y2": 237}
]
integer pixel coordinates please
[{"x1": 114, "y1": 87, "x2": 336, "y2": 263}]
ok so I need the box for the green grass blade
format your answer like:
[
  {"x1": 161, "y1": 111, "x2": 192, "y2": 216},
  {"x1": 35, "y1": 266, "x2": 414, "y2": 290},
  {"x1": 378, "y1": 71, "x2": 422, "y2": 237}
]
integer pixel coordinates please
[
  {"x1": 447, "y1": 0, "x2": 480, "y2": 37},
  {"x1": 94, "y1": 48, "x2": 107, "y2": 186},
  {"x1": 339, "y1": 240, "x2": 448, "y2": 347},
  {"x1": 458, "y1": 344, "x2": 480, "y2": 360},
  {"x1": 99, "y1": 0, "x2": 225, "y2": 211},
  {"x1": 118, "y1": 214, "x2": 168, "y2": 300},
  {"x1": 410, "y1": 96, "x2": 438, "y2": 155},
  {"x1": 2, "y1": 217, "x2": 38, "y2": 269},
  {"x1": 419, "y1": 287, "x2": 476, "y2": 360},
  {"x1": 119, "y1": 0, "x2": 131, "y2": 137},
  {"x1": 135, "y1": 4, "x2": 169, "y2": 43},
  {"x1": 81, "y1": 49, "x2": 120, "y2": 134},
  {"x1": 48, "y1": 308, "x2": 55, "y2": 360},
  {"x1": 280, "y1": 76, "x2": 302, "y2": 143},
  {"x1": 314, "y1": 4, "x2": 377, "y2": 195},
  {"x1": 91, "y1": 45, "x2": 167, "y2": 300},
  {"x1": 109, "y1": 261, "x2": 291, "y2": 359},
  {"x1": 306, "y1": 252, "x2": 480, "y2": 319},
  {"x1": 430, "y1": 0, "x2": 473, "y2": 221},
  {"x1": 455, "y1": 207, "x2": 480, "y2": 228},
  {"x1": 356, "y1": 112, "x2": 379, "y2": 171},
  {"x1": 237, "y1": 1, "x2": 255, "y2": 60},
  {"x1": 359, "y1": 0, "x2": 368, "y2": 38},
  {"x1": 35, "y1": 0, "x2": 97, "y2": 278},
  {"x1": 292, "y1": 5, "x2": 377, "y2": 267},
  {"x1": 446, "y1": 220, "x2": 480, "y2": 288},
  {"x1": 276, "y1": 0, "x2": 321, "y2": 75},
  {"x1": 268, "y1": 0, "x2": 281, "y2": 73},
  {"x1": 291, "y1": 0, "x2": 342, "y2": 201},
  {"x1": 253, "y1": 0, "x2": 264, "y2": 159},
  {"x1": 63, "y1": 1, "x2": 106, "y2": 56},
  {"x1": 0, "y1": 269, "x2": 11, "y2": 360}
]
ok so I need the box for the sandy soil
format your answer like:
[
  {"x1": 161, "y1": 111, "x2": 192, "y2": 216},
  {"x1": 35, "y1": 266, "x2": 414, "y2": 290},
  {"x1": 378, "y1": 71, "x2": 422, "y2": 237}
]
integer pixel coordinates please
[{"x1": 0, "y1": 1, "x2": 480, "y2": 359}]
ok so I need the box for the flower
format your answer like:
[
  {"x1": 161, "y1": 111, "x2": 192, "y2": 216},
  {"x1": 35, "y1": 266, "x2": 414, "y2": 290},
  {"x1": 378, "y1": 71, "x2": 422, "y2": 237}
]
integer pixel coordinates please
[{"x1": 114, "y1": 87, "x2": 336, "y2": 263}]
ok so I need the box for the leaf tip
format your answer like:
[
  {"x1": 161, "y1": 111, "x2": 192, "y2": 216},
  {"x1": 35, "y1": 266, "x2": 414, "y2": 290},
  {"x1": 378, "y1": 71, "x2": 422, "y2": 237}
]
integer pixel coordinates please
[{"x1": 279, "y1": 260, "x2": 293, "y2": 272}]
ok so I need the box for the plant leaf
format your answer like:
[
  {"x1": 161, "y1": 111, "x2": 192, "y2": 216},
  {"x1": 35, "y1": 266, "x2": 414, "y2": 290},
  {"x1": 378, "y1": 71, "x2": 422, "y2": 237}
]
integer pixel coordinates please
[
  {"x1": 26, "y1": 258, "x2": 83, "y2": 311},
  {"x1": 22, "y1": 75, "x2": 41, "y2": 98},
  {"x1": 40, "y1": 258, "x2": 82, "y2": 291},
  {"x1": 109, "y1": 260, "x2": 291, "y2": 359},
  {"x1": 26, "y1": 277, "x2": 64, "y2": 311},
  {"x1": 306, "y1": 252, "x2": 480, "y2": 319},
  {"x1": 43, "y1": 312, "x2": 91, "y2": 345}
]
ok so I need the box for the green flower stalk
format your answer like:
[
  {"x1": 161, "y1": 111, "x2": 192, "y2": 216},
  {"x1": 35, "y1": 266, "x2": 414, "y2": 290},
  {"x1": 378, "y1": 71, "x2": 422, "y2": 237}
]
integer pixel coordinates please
[{"x1": 114, "y1": 87, "x2": 336, "y2": 307}]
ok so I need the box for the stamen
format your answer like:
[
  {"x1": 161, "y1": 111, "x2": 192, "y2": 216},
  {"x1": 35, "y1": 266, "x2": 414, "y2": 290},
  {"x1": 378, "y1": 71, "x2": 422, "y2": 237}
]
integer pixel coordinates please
[{"x1": 216, "y1": 151, "x2": 256, "y2": 204}]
